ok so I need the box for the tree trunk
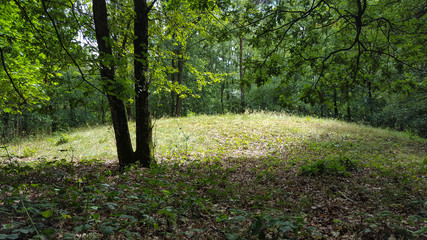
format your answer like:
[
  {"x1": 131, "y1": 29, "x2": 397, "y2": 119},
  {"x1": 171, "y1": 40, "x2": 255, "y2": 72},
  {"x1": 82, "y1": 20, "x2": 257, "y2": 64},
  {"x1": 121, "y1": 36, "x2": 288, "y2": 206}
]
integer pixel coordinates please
[
  {"x1": 126, "y1": 103, "x2": 133, "y2": 121},
  {"x1": 318, "y1": 90, "x2": 325, "y2": 117},
  {"x1": 333, "y1": 87, "x2": 338, "y2": 118},
  {"x1": 239, "y1": 37, "x2": 245, "y2": 113},
  {"x1": 347, "y1": 104, "x2": 351, "y2": 121},
  {"x1": 134, "y1": 0, "x2": 154, "y2": 167},
  {"x1": 346, "y1": 87, "x2": 351, "y2": 121},
  {"x1": 175, "y1": 46, "x2": 184, "y2": 117},
  {"x1": 93, "y1": 0, "x2": 134, "y2": 168},
  {"x1": 1, "y1": 113, "x2": 9, "y2": 141},
  {"x1": 220, "y1": 81, "x2": 225, "y2": 114},
  {"x1": 367, "y1": 80, "x2": 373, "y2": 116},
  {"x1": 170, "y1": 55, "x2": 176, "y2": 116}
]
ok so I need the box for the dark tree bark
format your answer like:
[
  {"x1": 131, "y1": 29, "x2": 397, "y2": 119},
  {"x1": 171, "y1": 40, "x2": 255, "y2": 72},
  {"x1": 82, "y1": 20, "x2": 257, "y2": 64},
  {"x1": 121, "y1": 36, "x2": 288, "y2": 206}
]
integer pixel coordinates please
[
  {"x1": 367, "y1": 80, "x2": 373, "y2": 116},
  {"x1": 347, "y1": 104, "x2": 351, "y2": 121},
  {"x1": 175, "y1": 47, "x2": 184, "y2": 117},
  {"x1": 126, "y1": 103, "x2": 133, "y2": 121},
  {"x1": 93, "y1": 0, "x2": 134, "y2": 168},
  {"x1": 1, "y1": 113, "x2": 9, "y2": 142},
  {"x1": 346, "y1": 87, "x2": 351, "y2": 121},
  {"x1": 239, "y1": 37, "x2": 245, "y2": 113},
  {"x1": 220, "y1": 81, "x2": 225, "y2": 114},
  {"x1": 333, "y1": 87, "x2": 338, "y2": 118},
  {"x1": 170, "y1": 35, "x2": 184, "y2": 118},
  {"x1": 134, "y1": 0, "x2": 154, "y2": 167},
  {"x1": 170, "y1": 53, "x2": 176, "y2": 116}
]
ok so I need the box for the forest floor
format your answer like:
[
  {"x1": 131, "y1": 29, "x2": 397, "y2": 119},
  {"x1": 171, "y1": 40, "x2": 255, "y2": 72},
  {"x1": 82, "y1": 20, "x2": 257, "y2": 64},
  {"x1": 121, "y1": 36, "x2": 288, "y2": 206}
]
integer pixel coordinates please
[{"x1": 1, "y1": 112, "x2": 426, "y2": 239}]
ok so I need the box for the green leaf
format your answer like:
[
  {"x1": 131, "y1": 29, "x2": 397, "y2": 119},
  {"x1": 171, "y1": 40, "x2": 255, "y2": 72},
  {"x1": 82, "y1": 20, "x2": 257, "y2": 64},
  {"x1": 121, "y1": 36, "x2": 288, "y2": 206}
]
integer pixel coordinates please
[
  {"x1": 74, "y1": 224, "x2": 90, "y2": 233},
  {"x1": 250, "y1": 217, "x2": 263, "y2": 235},
  {"x1": 0, "y1": 234, "x2": 19, "y2": 240},
  {"x1": 413, "y1": 227, "x2": 427, "y2": 235},
  {"x1": 43, "y1": 228, "x2": 56, "y2": 235},
  {"x1": 41, "y1": 209, "x2": 53, "y2": 218},
  {"x1": 119, "y1": 214, "x2": 137, "y2": 222},
  {"x1": 279, "y1": 225, "x2": 292, "y2": 233},
  {"x1": 104, "y1": 202, "x2": 118, "y2": 210},
  {"x1": 100, "y1": 225, "x2": 115, "y2": 235},
  {"x1": 226, "y1": 233, "x2": 237, "y2": 240}
]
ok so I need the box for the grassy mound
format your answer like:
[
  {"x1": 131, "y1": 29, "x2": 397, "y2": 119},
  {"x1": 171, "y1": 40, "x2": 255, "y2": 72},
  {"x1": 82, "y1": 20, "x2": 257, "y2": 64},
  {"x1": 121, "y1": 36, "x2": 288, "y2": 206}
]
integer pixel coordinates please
[{"x1": 1, "y1": 113, "x2": 426, "y2": 239}]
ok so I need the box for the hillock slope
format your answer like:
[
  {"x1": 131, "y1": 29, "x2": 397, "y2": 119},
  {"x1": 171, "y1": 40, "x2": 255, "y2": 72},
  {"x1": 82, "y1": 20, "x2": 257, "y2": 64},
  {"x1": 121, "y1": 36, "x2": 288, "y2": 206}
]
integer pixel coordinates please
[{"x1": 1, "y1": 113, "x2": 426, "y2": 239}]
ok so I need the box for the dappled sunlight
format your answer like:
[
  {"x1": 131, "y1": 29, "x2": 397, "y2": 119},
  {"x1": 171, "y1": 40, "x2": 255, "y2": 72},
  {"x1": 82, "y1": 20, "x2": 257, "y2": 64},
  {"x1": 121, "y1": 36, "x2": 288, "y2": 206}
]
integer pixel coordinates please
[{"x1": 1, "y1": 113, "x2": 426, "y2": 239}]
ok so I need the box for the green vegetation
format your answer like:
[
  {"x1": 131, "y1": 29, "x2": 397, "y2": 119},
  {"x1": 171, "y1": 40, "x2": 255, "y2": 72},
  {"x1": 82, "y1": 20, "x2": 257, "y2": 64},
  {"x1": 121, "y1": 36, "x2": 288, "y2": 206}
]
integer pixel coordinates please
[
  {"x1": 300, "y1": 155, "x2": 360, "y2": 177},
  {"x1": 1, "y1": 113, "x2": 426, "y2": 239},
  {"x1": 1, "y1": 0, "x2": 426, "y2": 238}
]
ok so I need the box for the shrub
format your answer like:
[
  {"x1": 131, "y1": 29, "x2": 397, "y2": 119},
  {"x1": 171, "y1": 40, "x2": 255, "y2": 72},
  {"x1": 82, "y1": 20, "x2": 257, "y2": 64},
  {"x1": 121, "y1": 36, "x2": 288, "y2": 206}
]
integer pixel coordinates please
[
  {"x1": 55, "y1": 133, "x2": 70, "y2": 145},
  {"x1": 300, "y1": 155, "x2": 359, "y2": 177}
]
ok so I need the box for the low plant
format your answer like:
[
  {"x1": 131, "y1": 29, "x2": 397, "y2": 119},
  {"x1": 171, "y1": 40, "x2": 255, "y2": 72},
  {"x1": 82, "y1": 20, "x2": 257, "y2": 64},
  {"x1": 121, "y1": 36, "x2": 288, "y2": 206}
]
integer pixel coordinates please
[
  {"x1": 300, "y1": 155, "x2": 359, "y2": 177},
  {"x1": 55, "y1": 133, "x2": 70, "y2": 146},
  {"x1": 23, "y1": 147, "x2": 37, "y2": 158},
  {"x1": 421, "y1": 157, "x2": 427, "y2": 174}
]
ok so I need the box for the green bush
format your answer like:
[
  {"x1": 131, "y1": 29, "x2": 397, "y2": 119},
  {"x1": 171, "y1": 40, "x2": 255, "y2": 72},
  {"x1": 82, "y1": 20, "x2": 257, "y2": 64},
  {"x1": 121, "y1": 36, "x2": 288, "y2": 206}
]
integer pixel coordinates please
[
  {"x1": 300, "y1": 155, "x2": 359, "y2": 177},
  {"x1": 56, "y1": 133, "x2": 70, "y2": 145},
  {"x1": 421, "y1": 157, "x2": 427, "y2": 174}
]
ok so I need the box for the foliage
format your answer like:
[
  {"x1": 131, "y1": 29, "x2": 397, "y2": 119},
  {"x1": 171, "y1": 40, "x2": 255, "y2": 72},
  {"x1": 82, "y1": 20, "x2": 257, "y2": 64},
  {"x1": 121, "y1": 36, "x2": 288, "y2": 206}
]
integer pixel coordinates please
[
  {"x1": 1, "y1": 0, "x2": 426, "y2": 139},
  {"x1": 300, "y1": 155, "x2": 359, "y2": 177}
]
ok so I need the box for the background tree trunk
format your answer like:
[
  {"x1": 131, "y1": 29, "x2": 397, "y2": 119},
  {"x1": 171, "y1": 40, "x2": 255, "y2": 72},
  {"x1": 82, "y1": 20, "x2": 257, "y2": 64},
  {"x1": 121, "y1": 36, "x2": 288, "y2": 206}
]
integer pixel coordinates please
[
  {"x1": 239, "y1": 37, "x2": 245, "y2": 113},
  {"x1": 170, "y1": 55, "x2": 176, "y2": 116},
  {"x1": 334, "y1": 88, "x2": 338, "y2": 118},
  {"x1": 175, "y1": 46, "x2": 184, "y2": 117}
]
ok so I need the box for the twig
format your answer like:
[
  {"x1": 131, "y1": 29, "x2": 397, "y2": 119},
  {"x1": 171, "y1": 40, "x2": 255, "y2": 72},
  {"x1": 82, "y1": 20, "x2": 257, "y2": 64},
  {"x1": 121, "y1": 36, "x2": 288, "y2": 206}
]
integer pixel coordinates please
[
  {"x1": 21, "y1": 197, "x2": 43, "y2": 239},
  {"x1": 337, "y1": 190, "x2": 356, "y2": 203}
]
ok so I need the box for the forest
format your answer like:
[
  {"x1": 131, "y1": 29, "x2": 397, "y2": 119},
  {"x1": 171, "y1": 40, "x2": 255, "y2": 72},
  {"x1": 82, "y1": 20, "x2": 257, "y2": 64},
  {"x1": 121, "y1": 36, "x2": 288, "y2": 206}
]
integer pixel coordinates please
[{"x1": 0, "y1": 0, "x2": 426, "y2": 239}]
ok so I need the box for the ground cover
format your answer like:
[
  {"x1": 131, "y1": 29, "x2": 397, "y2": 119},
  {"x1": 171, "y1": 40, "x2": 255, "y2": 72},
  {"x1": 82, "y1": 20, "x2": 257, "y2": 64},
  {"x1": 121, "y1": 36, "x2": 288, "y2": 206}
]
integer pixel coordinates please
[{"x1": 0, "y1": 112, "x2": 426, "y2": 239}]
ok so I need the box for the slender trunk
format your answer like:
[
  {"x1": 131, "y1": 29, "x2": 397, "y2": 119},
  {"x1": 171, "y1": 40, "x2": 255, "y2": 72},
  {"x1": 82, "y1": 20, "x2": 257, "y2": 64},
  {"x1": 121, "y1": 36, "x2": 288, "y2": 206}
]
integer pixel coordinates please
[
  {"x1": 239, "y1": 37, "x2": 245, "y2": 113},
  {"x1": 318, "y1": 90, "x2": 324, "y2": 117},
  {"x1": 333, "y1": 87, "x2": 338, "y2": 118},
  {"x1": 1, "y1": 113, "x2": 9, "y2": 142},
  {"x1": 15, "y1": 115, "x2": 20, "y2": 138},
  {"x1": 93, "y1": 0, "x2": 134, "y2": 168},
  {"x1": 69, "y1": 99, "x2": 75, "y2": 127},
  {"x1": 220, "y1": 81, "x2": 225, "y2": 114},
  {"x1": 347, "y1": 104, "x2": 351, "y2": 121},
  {"x1": 346, "y1": 87, "x2": 351, "y2": 121},
  {"x1": 175, "y1": 47, "x2": 184, "y2": 117},
  {"x1": 67, "y1": 74, "x2": 75, "y2": 127},
  {"x1": 367, "y1": 80, "x2": 372, "y2": 116},
  {"x1": 134, "y1": 0, "x2": 154, "y2": 167},
  {"x1": 170, "y1": 55, "x2": 176, "y2": 116}
]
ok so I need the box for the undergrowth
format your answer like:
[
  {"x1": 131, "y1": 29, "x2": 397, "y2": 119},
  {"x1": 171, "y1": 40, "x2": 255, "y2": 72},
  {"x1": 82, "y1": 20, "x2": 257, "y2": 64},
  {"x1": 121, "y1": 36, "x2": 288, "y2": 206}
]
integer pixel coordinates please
[{"x1": 1, "y1": 113, "x2": 426, "y2": 239}]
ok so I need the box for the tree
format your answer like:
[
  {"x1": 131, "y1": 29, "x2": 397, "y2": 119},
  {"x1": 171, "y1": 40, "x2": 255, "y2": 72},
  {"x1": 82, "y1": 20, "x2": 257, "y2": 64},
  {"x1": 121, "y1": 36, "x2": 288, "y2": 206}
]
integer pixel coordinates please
[
  {"x1": 92, "y1": 0, "x2": 155, "y2": 168},
  {"x1": 133, "y1": 0, "x2": 155, "y2": 167}
]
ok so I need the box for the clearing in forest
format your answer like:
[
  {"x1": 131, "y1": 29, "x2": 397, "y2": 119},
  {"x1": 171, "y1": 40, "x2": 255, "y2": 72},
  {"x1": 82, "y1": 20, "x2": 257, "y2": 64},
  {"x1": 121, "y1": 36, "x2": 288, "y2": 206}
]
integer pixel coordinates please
[{"x1": 1, "y1": 113, "x2": 426, "y2": 239}]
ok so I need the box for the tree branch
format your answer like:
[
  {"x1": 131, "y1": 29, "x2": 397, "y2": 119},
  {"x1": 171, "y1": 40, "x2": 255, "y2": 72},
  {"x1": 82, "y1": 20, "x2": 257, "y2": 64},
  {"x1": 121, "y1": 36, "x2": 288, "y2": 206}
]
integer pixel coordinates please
[
  {"x1": 0, "y1": 47, "x2": 27, "y2": 105},
  {"x1": 41, "y1": 0, "x2": 104, "y2": 95}
]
